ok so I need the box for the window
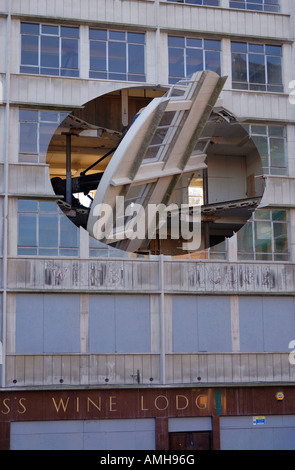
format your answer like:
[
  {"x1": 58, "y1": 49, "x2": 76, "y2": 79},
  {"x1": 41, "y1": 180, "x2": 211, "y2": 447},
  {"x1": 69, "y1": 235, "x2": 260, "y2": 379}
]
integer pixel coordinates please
[
  {"x1": 231, "y1": 42, "x2": 283, "y2": 92},
  {"x1": 168, "y1": 36, "x2": 221, "y2": 84},
  {"x1": 21, "y1": 23, "x2": 79, "y2": 77},
  {"x1": 89, "y1": 29, "x2": 146, "y2": 82},
  {"x1": 18, "y1": 200, "x2": 79, "y2": 257},
  {"x1": 167, "y1": 0, "x2": 219, "y2": 5},
  {"x1": 244, "y1": 124, "x2": 287, "y2": 175},
  {"x1": 19, "y1": 109, "x2": 68, "y2": 163},
  {"x1": 229, "y1": 0, "x2": 280, "y2": 13},
  {"x1": 237, "y1": 209, "x2": 289, "y2": 261}
]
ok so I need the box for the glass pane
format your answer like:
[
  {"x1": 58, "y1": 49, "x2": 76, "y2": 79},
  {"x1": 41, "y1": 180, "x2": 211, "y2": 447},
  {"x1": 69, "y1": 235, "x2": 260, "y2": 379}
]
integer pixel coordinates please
[
  {"x1": 270, "y1": 138, "x2": 285, "y2": 168},
  {"x1": 272, "y1": 210, "x2": 287, "y2": 221},
  {"x1": 204, "y1": 39, "x2": 221, "y2": 51},
  {"x1": 39, "y1": 214, "x2": 58, "y2": 247},
  {"x1": 39, "y1": 201, "x2": 58, "y2": 212},
  {"x1": 255, "y1": 209, "x2": 271, "y2": 219},
  {"x1": 128, "y1": 44, "x2": 145, "y2": 74},
  {"x1": 18, "y1": 200, "x2": 38, "y2": 212},
  {"x1": 169, "y1": 47, "x2": 185, "y2": 78},
  {"x1": 205, "y1": 50, "x2": 221, "y2": 75},
  {"x1": 40, "y1": 111, "x2": 59, "y2": 122},
  {"x1": 249, "y1": 53, "x2": 265, "y2": 84},
  {"x1": 90, "y1": 41, "x2": 107, "y2": 71},
  {"x1": 41, "y1": 35, "x2": 59, "y2": 68},
  {"x1": 60, "y1": 216, "x2": 79, "y2": 247},
  {"x1": 127, "y1": 32, "x2": 145, "y2": 44},
  {"x1": 109, "y1": 41, "x2": 126, "y2": 73},
  {"x1": 20, "y1": 122, "x2": 38, "y2": 154},
  {"x1": 42, "y1": 25, "x2": 59, "y2": 35},
  {"x1": 252, "y1": 135, "x2": 268, "y2": 167},
  {"x1": 232, "y1": 52, "x2": 247, "y2": 82},
  {"x1": 18, "y1": 215, "x2": 37, "y2": 247},
  {"x1": 109, "y1": 31, "x2": 125, "y2": 41},
  {"x1": 62, "y1": 38, "x2": 78, "y2": 69},
  {"x1": 267, "y1": 56, "x2": 282, "y2": 85},
  {"x1": 61, "y1": 26, "x2": 79, "y2": 38},
  {"x1": 273, "y1": 223, "x2": 288, "y2": 253},
  {"x1": 237, "y1": 222, "x2": 253, "y2": 252},
  {"x1": 21, "y1": 23, "x2": 40, "y2": 35},
  {"x1": 39, "y1": 122, "x2": 58, "y2": 154},
  {"x1": 89, "y1": 29, "x2": 107, "y2": 40},
  {"x1": 21, "y1": 35, "x2": 39, "y2": 66},
  {"x1": 255, "y1": 221, "x2": 272, "y2": 253},
  {"x1": 168, "y1": 36, "x2": 185, "y2": 48},
  {"x1": 186, "y1": 48, "x2": 203, "y2": 76}
]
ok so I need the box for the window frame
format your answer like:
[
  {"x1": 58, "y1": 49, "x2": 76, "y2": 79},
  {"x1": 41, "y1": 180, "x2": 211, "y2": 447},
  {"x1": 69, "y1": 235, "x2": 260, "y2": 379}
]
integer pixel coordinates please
[
  {"x1": 237, "y1": 208, "x2": 290, "y2": 262},
  {"x1": 244, "y1": 124, "x2": 288, "y2": 176},
  {"x1": 89, "y1": 28, "x2": 146, "y2": 82},
  {"x1": 20, "y1": 22, "x2": 80, "y2": 78},
  {"x1": 168, "y1": 35, "x2": 222, "y2": 84},
  {"x1": 231, "y1": 41, "x2": 283, "y2": 93},
  {"x1": 229, "y1": 0, "x2": 280, "y2": 13},
  {"x1": 17, "y1": 200, "x2": 80, "y2": 257},
  {"x1": 19, "y1": 109, "x2": 68, "y2": 164}
]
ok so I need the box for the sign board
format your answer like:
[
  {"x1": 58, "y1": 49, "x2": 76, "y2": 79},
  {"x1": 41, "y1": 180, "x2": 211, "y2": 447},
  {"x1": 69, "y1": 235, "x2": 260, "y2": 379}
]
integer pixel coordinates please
[{"x1": 253, "y1": 416, "x2": 266, "y2": 426}]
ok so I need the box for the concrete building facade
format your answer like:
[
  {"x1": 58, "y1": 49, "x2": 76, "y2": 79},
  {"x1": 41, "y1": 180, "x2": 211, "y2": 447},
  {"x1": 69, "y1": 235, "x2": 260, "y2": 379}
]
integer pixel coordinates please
[{"x1": 1, "y1": 0, "x2": 295, "y2": 450}]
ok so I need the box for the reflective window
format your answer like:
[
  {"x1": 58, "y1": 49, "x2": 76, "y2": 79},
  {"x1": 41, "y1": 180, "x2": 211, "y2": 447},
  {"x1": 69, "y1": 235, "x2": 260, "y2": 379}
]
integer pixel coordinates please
[
  {"x1": 231, "y1": 42, "x2": 283, "y2": 92},
  {"x1": 229, "y1": 0, "x2": 280, "y2": 12},
  {"x1": 243, "y1": 124, "x2": 287, "y2": 176},
  {"x1": 237, "y1": 209, "x2": 289, "y2": 261},
  {"x1": 21, "y1": 23, "x2": 79, "y2": 77},
  {"x1": 89, "y1": 29, "x2": 146, "y2": 82},
  {"x1": 168, "y1": 36, "x2": 221, "y2": 84},
  {"x1": 167, "y1": 0, "x2": 219, "y2": 4},
  {"x1": 18, "y1": 200, "x2": 80, "y2": 257},
  {"x1": 19, "y1": 109, "x2": 68, "y2": 163}
]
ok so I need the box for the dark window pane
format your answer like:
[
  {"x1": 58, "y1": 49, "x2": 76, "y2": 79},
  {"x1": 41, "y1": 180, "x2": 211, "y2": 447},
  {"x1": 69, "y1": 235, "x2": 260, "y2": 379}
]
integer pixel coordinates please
[
  {"x1": 90, "y1": 41, "x2": 107, "y2": 71},
  {"x1": 127, "y1": 32, "x2": 145, "y2": 44},
  {"x1": 61, "y1": 26, "x2": 79, "y2": 38},
  {"x1": 89, "y1": 29, "x2": 107, "y2": 40},
  {"x1": 19, "y1": 110, "x2": 38, "y2": 121},
  {"x1": 21, "y1": 23, "x2": 39, "y2": 34},
  {"x1": 269, "y1": 138, "x2": 285, "y2": 168},
  {"x1": 41, "y1": 35, "x2": 59, "y2": 68},
  {"x1": 273, "y1": 222, "x2": 288, "y2": 253},
  {"x1": 231, "y1": 42, "x2": 247, "y2": 53},
  {"x1": 128, "y1": 44, "x2": 145, "y2": 74},
  {"x1": 61, "y1": 38, "x2": 79, "y2": 69},
  {"x1": 42, "y1": 25, "x2": 59, "y2": 35},
  {"x1": 19, "y1": 122, "x2": 38, "y2": 154},
  {"x1": 169, "y1": 47, "x2": 185, "y2": 78},
  {"x1": 109, "y1": 41, "x2": 126, "y2": 73},
  {"x1": 249, "y1": 53, "x2": 265, "y2": 84},
  {"x1": 39, "y1": 122, "x2": 58, "y2": 154},
  {"x1": 232, "y1": 52, "x2": 247, "y2": 82},
  {"x1": 205, "y1": 50, "x2": 221, "y2": 74},
  {"x1": 109, "y1": 31, "x2": 125, "y2": 41},
  {"x1": 204, "y1": 39, "x2": 221, "y2": 51},
  {"x1": 18, "y1": 215, "x2": 37, "y2": 247},
  {"x1": 60, "y1": 216, "x2": 78, "y2": 247},
  {"x1": 186, "y1": 48, "x2": 203, "y2": 76},
  {"x1": 267, "y1": 56, "x2": 282, "y2": 85},
  {"x1": 186, "y1": 38, "x2": 202, "y2": 48},
  {"x1": 39, "y1": 214, "x2": 58, "y2": 247},
  {"x1": 21, "y1": 35, "x2": 39, "y2": 66},
  {"x1": 168, "y1": 36, "x2": 185, "y2": 48}
]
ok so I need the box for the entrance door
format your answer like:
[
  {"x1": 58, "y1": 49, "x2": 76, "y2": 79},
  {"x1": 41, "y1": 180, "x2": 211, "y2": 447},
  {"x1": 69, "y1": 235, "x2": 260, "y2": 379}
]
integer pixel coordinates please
[{"x1": 169, "y1": 432, "x2": 211, "y2": 450}]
